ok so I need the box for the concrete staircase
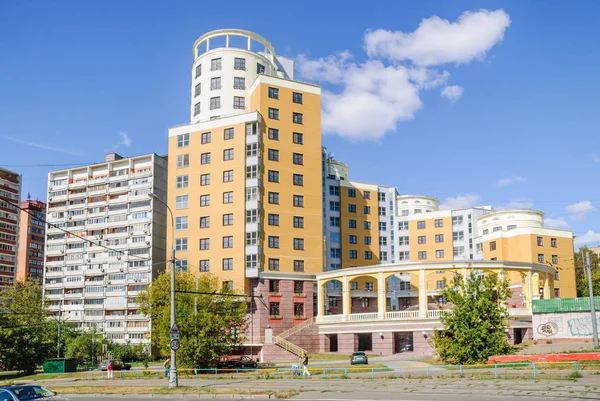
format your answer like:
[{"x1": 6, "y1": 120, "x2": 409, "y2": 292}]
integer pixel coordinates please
[{"x1": 273, "y1": 317, "x2": 316, "y2": 358}]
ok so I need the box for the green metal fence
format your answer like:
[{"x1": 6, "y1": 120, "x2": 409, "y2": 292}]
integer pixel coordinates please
[{"x1": 533, "y1": 297, "x2": 600, "y2": 314}]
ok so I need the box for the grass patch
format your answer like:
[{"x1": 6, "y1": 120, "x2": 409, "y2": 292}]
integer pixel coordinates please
[{"x1": 50, "y1": 386, "x2": 298, "y2": 399}]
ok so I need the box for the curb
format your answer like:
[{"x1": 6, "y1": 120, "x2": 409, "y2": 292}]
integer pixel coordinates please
[{"x1": 67, "y1": 394, "x2": 273, "y2": 399}]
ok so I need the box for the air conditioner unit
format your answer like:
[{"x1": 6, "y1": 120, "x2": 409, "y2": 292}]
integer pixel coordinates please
[
  {"x1": 120, "y1": 268, "x2": 124, "y2": 272},
  {"x1": 49, "y1": 197, "x2": 53, "y2": 201},
  {"x1": 107, "y1": 281, "x2": 111, "y2": 284},
  {"x1": 145, "y1": 241, "x2": 150, "y2": 245},
  {"x1": 117, "y1": 256, "x2": 121, "y2": 260}
]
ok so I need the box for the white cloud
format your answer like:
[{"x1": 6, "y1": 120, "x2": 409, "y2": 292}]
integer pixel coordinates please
[
  {"x1": 439, "y1": 194, "x2": 480, "y2": 210},
  {"x1": 496, "y1": 175, "x2": 527, "y2": 187},
  {"x1": 496, "y1": 200, "x2": 534, "y2": 210},
  {"x1": 544, "y1": 218, "x2": 570, "y2": 230},
  {"x1": 440, "y1": 85, "x2": 464, "y2": 103},
  {"x1": 574, "y1": 230, "x2": 600, "y2": 248},
  {"x1": 566, "y1": 201, "x2": 596, "y2": 220},
  {"x1": 364, "y1": 9, "x2": 511, "y2": 66},
  {"x1": 119, "y1": 131, "x2": 132, "y2": 147},
  {"x1": 296, "y1": 9, "x2": 510, "y2": 141},
  {"x1": 1, "y1": 135, "x2": 83, "y2": 156}
]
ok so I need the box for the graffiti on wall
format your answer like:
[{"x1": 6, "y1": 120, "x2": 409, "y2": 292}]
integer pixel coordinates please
[
  {"x1": 568, "y1": 317, "x2": 600, "y2": 337},
  {"x1": 537, "y1": 322, "x2": 558, "y2": 337}
]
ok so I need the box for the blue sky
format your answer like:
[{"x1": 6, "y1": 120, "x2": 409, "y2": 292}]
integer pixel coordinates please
[{"x1": 0, "y1": 1, "x2": 598, "y2": 247}]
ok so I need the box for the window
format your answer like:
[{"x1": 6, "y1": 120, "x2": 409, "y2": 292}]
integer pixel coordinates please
[
  {"x1": 200, "y1": 173, "x2": 211, "y2": 186},
  {"x1": 348, "y1": 219, "x2": 357, "y2": 229},
  {"x1": 293, "y1": 132, "x2": 303, "y2": 144},
  {"x1": 175, "y1": 260, "x2": 188, "y2": 272},
  {"x1": 195, "y1": 64, "x2": 201, "y2": 78},
  {"x1": 293, "y1": 216, "x2": 304, "y2": 228},
  {"x1": 401, "y1": 210, "x2": 409, "y2": 216},
  {"x1": 418, "y1": 236, "x2": 426, "y2": 244},
  {"x1": 551, "y1": 238, "x2": 557, "y2": 247},
  {"x1": 294, "y1": 238, "x2": 304, "y2": 250},
  {"x1": 268, "y1": 170, "x2": 279, "y2": 183},
  {"x1": 330, "y1": 248, "x2": 341, "y2": 258},
  {"x1": 234, "y1": 57, "x2": 246, "y2": 70},
  {"x1": 175, "y1": 238, "x2": 188, "y2": 251},
  {"x1": 364, "y1": 236, "x2": 372, "y2": 245},
  {"x1": 257, "y1": 63, "x2": 265, "y2": 74},
  {"x1": 210, "y1": 97, "x2": 221, "y2": 110},
  {"x1": 378, "y1": 207, "x2": 386, "y2": 216},
  {"x1": 493, "y1": 226, "x2": 502, "y2": 232},
  {"x1": 330, "y1": 217, "x2": 340, "y2": 227},
  {"x1": 379, "y1": 237, "x2": 387, "y2": 246},
  {"x1": 201, "y1": 152, "x2": 211, "y2": 165},
  {"x1": 293, "y1": 281, "x2": 304, "y2": 295},
  {"x1": 364, "y1": 221, "x2": 372, "y2": 230},
  {"x1": 200, "y1": 194, "x2": 210, "y2": 206},
  {"x1": 293, "y1": 92, "x2": 303, "y2": 104},
  {"x1": 293, "y1": 174, "x2": 304, "y2": 186},
  {"x1": 224, "y1": 128, "x2": 234, "y2": 140},
  {"x1": 293, "y1": 195, "x2": 304, "y2": 207},
  {"x1": 453, "y1": 231, "x2": 464, "y2": 241},
  {"x1": 293, "y1": 153, "x2": 303, "y2": 165},
  {"x1": 268, "y1": 258, "x2": 280, "y2": 271},
  {"x1": 197, "y1": 260, "x2": 209, "y2": 272},
  {"x1": 223, "y1": 214, "x2": 233, "y2": 226},
  {"x1": 489, "y1": 241, "x2": 497, "y2": 251},
  {"x1": 200, "y1": 238, "x2": 210, "y2": 250},
  {"x1": 414, "y1": 209, "x2": 422, "y2": 214},
  {"x1": 233, "y1": 76, "x2": 245, "y2": 89},
  {"x1": 398, "y1": 221, "x2": 409, "y2": 230},
  {"x1": 379, "y1": 222, "x2": 387, "y2": 231},
  {"x1": 176, "y1": 216, "x2": 188, "y2": 230},
  {"x1": 268, "y1": 236, "x2": 279, "y2": 248},
  {"x1": 269, "y1": 302, "x2": 280, "y2": 317},
  {"x1": 201, "y1": 132, "x2": 211, "y2": 144},
  {"x1": 348, "y1": 189, "x2": 356, "y2": 197},
  {"x1": 223, "y1": 149, "x2": 234, "y2": 161},
  {"x1": 294, "y1": 260, "x2": 304, "y2": 272},
  {"x1": 176, "y1": 154, "x2": 189, "y2": 168},
  {"x1": 194, "y1": 83, "x2": 201, "y2": 97},
  {"x1": 268, "y1": 149, "x2": 279, "y2": 161},
  {"x1": 193, "y1": 102, "x2": 200, "y2": 116},
  {"x1": 223, "y1": 236, "x2": 233, "y2": 248},
  {"x1": 330, "y1": 233, "x2": 340, "y2": 243},
  {"x1": 200, "y1": 216, "x2": 210, "y2": 228},
  {"x1": 380, "y1": 251, "x2": 388, "y2": 261},
  {"x1": 246, "y1": 165, "x2": 258, "y2": 179},
  {"x1": 436, "y1": 249, "x2": 445, "y2": 258},
  {"x1": 175, "y1": 195, "x2": 188, "y2": 209},
  {"x1": 418, "y1": 251, "x2": 427, "y2": 260},
  {"x1": 350, "y1": 282, "x2": 358, "y2": 290},
  {"x1": 223, "y1": 191, "x2": 233, "y2": 204},
  {"x1": 454, "y1": 246, "x2": 465, "y2": 256},
  {"x1": 293, "y1": 112, "x2": 303, "y2": 124},
  {"x1": 211, "y1": 58, "x2": 222, "y2": 71},
  {"x1": 210, "y1": 77, "x2": 221, "y2": 90},
  {"x1": 268, "y1": 213, "x2": 279, "y2": 226},
  {"x1": 364, "y1": 206, "x2": 371, "y2": 214},
  {"x1": 268, "y1": 128, "x2": 279, "y2": 140},
  {"x1": 268, "y1": 87, "x2": 279, "y2": 99},
  {"x1": 378, "y1": 192, "x2": 386, "y2": 201},
  {"x1": 552, "y1": 255, "x2": 558, "y2": 264},
  {"x1": 222, "y1": 258, "x2": 233, "y2": 270},
  {"x1": 349, "y1": 235, "x2": 357, "y2": 244},
  {"x1": 538, "y1": 254, "x2": 544, "y2": 263},
  {"x1": 554, "y1": 288, "x2": 560, "y2": 298},
  {"x1": 507, "y1": 224, "x2": 517, "y2": 230},
  {"x1": 268, "y1": 192, "x2": 279, "y2": 204},
  {"x1": 435, "y1": 234, "x2": 444, "y2": 243},
  {"x1": 537, "y1": 236, "x2": 544, "y2": 246},
  {"x1": 363, "y1": 251, "x2": 373, "y2": 260},
  {"x1": 435, "y1": 219, "x2": 443, "y2": 228},
  {"x1": 268, "y1": 108, "x2": 279, "y2": 119},
  {"x1": 452, "y1": 216, "x2": 464, "y2": 225},
  {"x1": 483, "y1": 229, "x2": 489, "y2": 235},
  {"x1": 177, "y1": 133, "x2": 189, "y2": 148},
  {"x1": 246, "y1": 210, "x2": 257, "y2": 224},
  {"x1": 399, "y1": 251, "x2": 410, "y2": 260},
  {"x1": 233, "y1": 96, "x2": 245, "y2": 109},
  {"x1": 349, "y1": 250, "x2": 357, "y2": 259},
  {"x1": 348, "y1": 204, "x2": 356, "y2": 213},
  {"x1": 223, "y1": 170, "x2": 233, "y2": 183},
  {"x1": 176, "y1": 175, "x2": 189, "y2": 189},
  {"x1": 417, "y1": 221, "x2": 426, "y2": 229},
  {"x1": 329, "y1": 201, "x2": 340, "y2": 211},
  {"x1": 436, "y1": 280, "x2": 445, "y2": 289}
]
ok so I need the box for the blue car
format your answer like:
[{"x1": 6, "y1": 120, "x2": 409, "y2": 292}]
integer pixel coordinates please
[{"x1": 0, "y1": 385, "x2": 71, "y2": 401}]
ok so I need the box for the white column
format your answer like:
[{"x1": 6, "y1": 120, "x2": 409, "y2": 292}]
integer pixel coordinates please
[
  {"x1": 247, "y1": 36, "x2": 251, "y2": 51},
  {"x1": 419, "y1": 269, "x2": 427, "y2": 318},
  {"x1": 527, "y1": 271, "x2": 533, "y2": 310},
  {"x1": 342, "y1": 275, "x2": 350, "y2": 321},
  {"x1": 206, "y1": 39, "x2": 210, "y2": 52},
  {"x1": 377, "y1": 272, "x2": 386, "y2": 320},
  {"x1": 462, "y1": 267, "x2": 468, "y2": 279},
  {"x1": 499, "y1": 268, "x2": 505, "y2": 282},
  {"x1": 225, "y1": 35, "x2": 229, "y2": 48},
  {"x1": 543, "y1": 273, "x2": 551, "y2": 300},
  {"x1": 317, "y1": 279, "x2": 324, "y2": 322}
]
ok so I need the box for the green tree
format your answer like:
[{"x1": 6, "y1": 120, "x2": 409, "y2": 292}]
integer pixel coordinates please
[
  {"x1": 110, "y1": 343, "x2": 147, "y2": 362},
  {"x1": 64, "y1": 330, "x2": 109, "y2": 363},
  {"x1": 0, "y1": 281, "x2": 57, "y2": 373},
  {"x1": 574, "y1": 248, "x2": 600, "y2": 297},
  {"x1": 432, "y1": 270, "x2": 513, "y2": 364},
  {"x1": 139, "y1": 272, "x2": 247, "y2": 368}
]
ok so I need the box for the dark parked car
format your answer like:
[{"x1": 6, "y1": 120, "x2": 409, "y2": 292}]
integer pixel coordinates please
[
  {"x1": 399, "y1": 343, "x2": 413, "y2": 352},
  {"x1": 226, "y1": 356, "x2": 257, "y2": 369},
  {"x1": 98, "y1": 359, "x2": 131, "y2": 371},
  {"x1": 0, "y1": 385, "x2": 72, "y2": 400},
  {"x1": 216, "y1": 357, "x2": 230, "y2": 369},
  {"x1": 350, "y1": 351, "x2": 368, "y2": 365}
]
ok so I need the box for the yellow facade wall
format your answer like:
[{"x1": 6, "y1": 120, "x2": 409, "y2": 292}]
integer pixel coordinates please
[{"x1": 408, "y1": 216, "x2": 453, "y2": 262}]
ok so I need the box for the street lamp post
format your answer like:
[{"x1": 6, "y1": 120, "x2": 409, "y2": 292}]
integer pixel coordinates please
[{"x1": 149, "y1": 193, "x2": 178, "y2": 388}]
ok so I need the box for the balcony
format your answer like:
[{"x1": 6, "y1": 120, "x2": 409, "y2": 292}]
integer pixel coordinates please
[
  {"x1": 69, "y1": 191, "x2": 87, "y2": 200},
  {"x1": 105, "y1": 315, "x2": 126, "y2": 321},
  {"x1": 64, "y1": 292, "x2": 84, "y2": 299},
  {"x1": 63, "y1": 304, "x2": 84, "y2": 311},
  {"x1": 109, "y1": 173, "x2": 129, "y2": 182},
  {"x1": 84, "y1": 315, "x2": 104, "y2": 322},
  {"x1": 48, "y1": 194, "x2": 68, "y2": 203},
  {"x1": 88, "y1": 177, "x2": 107, "y2": 185},
  {"x1": 131, "y1": 170, "x2": 152, "y2": 179},
  {"x1": 45, "y1": 293, "x2": 63, "y2": 299},
  {"x1": 508, "y1": 307, "x2": 531, "y2": 317}
]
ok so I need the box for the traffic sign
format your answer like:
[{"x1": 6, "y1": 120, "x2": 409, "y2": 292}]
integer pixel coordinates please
[
  {"x1": 170, "y1": 323, "x2": 180, "y2": 334},
  {"x1": 170, "y1": 339, "x2": 181, "y2": 351},
  {"x1": 170, "y1": 333, "x2": 180, "y2": 340}
]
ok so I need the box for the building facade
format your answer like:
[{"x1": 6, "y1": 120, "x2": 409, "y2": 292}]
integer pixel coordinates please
[
  {"x1": 0, "y1": 167, "x2": 22, "y2": 286},
  {"x1": 17, "y1": 200, "x2": 46, "y2": 282},
  {"x1": 43, "y1": 153, "x2": 167, "y2": 347}
]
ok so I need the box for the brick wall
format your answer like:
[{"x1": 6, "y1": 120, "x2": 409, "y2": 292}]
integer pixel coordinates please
[
  {"x1": 413, "y1": 330, "x2": 434, "y2": 354},
  {"x1": 338, "y1": 333, "x2": 356, "y2": 354},
  {"x1": 351, "y1": 297, "x2": 378, "y2": 314},
  {"x1": 371, "y1": 332, "x2": 394, "y2": 356}
]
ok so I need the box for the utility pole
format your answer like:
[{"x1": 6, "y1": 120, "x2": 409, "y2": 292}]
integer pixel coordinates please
[
  {"x1": 584, "y1": 252, "x2": 599, "y2": 347},
  {"x1": 91, "y1": 324, "x2": 96, "y2": 367},
  {"x1": 56, "y1": 303, "x2": 62, "y2": 358}
]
